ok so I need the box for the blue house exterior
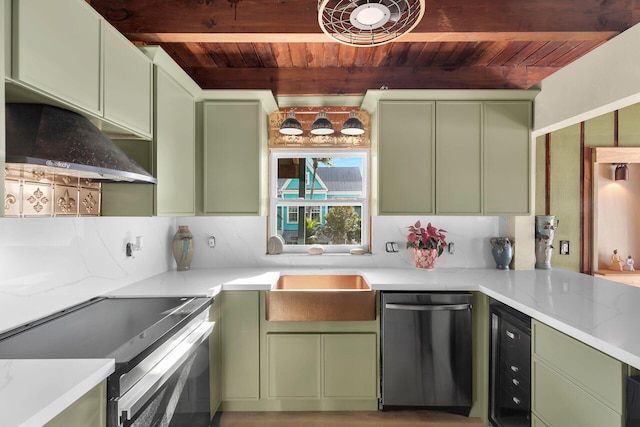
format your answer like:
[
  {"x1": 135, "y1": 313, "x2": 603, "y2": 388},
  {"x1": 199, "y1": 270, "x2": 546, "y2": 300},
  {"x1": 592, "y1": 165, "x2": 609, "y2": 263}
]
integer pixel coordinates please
[{"x1": 276, "y1": 160, "x2": 362, "y2": 244}]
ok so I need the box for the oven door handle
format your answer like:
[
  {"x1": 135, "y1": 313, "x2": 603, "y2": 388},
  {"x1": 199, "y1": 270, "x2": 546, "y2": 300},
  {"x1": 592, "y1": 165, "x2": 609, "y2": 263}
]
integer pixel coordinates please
[{"x1": 116, "y1": 320, "x2": 214, "y2": 424}]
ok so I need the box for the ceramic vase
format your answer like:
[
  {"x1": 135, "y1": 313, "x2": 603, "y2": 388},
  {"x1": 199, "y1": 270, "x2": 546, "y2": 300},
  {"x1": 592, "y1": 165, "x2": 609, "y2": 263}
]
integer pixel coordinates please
[
  {"x1": 535, "y1": 215, "x2": 558, "y2": 269},
  {"x1": 172, "y1": 225, "x2": 194, "y2": 271},
  {"x1": 413, "y1": 248, "x2": 439, "y2": 269},
  {"x1": 490, "y1": 237, "x2": 514, "y2": 270}
]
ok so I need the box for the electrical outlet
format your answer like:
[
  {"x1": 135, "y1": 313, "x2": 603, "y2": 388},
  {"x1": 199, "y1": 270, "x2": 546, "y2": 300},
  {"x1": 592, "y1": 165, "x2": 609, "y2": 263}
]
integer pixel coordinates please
[{"x1": 559, "y1": 240, "x2": 570, "y2": 255}]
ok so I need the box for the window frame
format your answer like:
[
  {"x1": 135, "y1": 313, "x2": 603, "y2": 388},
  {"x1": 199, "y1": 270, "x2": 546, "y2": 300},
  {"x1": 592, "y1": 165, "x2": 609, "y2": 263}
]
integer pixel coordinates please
[{"x1": 269, "y1": 149, "x2": 370, "y2": 253}]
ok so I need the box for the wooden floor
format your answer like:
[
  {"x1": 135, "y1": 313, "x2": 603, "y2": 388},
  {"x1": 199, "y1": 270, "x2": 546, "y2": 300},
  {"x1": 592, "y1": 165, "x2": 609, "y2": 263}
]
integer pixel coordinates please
[{"x1": 213, "y1": 411, "x2": 486, "y2": 427}]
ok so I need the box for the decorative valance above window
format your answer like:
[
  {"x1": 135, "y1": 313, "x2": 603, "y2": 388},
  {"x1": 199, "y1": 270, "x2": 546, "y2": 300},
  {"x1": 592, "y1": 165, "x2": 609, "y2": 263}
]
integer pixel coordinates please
[{"x1": 269, "y1": 107, "x2": 370, "y2": 148}]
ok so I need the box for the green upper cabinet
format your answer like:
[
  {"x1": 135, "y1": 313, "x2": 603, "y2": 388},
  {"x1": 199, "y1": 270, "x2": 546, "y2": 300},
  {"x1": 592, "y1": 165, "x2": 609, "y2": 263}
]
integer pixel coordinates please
[
  {"x1": 102, "y1": 47, "x2": 198, "y2": 217},
  {"x1": 103, "y1": 24, "x2": 153, "y2": 138},
  {"x1": 9, "y1": 0, "x2": 153, "y2": 139},
  {"x1": 484, "y1": 101, "x2": 531, "y2": 215},
  {"x1": 436, "y1": 101, "x2": 483, "y2": 215},
  {"x1": 202, "y1": 101, "x2": 261, "y2": 215},
  {"x1": 378, "y1": 100, "x2": 435, "y2": 215},
  {"x1": 12, "y1": 0, "x2": 102, "y2": 114},
  {"x1": 373, "y1": 95, "x2": 531, "y2": 216},
  {"x1": 153, "y1": 66, "x2": 196, "y2": 216}
]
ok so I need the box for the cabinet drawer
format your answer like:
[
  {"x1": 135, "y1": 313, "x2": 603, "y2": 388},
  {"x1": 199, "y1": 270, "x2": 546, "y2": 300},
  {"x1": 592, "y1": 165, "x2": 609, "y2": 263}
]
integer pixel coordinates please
[
  {"x1": 500, "y1": 369, "x2": 529, "y2": 397},
  {"x1": 532, "y1": 358, "x2": 623, "y2": 427},
  {"x1": 532, "y1": 320, "x2": 624, "y2": 411},
  {"x1": 499, "y1": 384, "x2": 529, "y2": 413}
]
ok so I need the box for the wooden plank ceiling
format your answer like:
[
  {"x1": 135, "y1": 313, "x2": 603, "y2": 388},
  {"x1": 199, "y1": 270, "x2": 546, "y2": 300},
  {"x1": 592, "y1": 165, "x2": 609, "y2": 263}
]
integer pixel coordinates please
[{"x1": 87, "y1": 0, "x2": 640, "y2": 96}]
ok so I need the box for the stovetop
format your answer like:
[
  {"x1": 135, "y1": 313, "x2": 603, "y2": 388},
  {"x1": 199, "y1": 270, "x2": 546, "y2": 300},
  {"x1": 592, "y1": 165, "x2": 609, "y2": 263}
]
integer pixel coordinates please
[{"x1": 0, "y1": 296, "x2": 213, "y2": 370}]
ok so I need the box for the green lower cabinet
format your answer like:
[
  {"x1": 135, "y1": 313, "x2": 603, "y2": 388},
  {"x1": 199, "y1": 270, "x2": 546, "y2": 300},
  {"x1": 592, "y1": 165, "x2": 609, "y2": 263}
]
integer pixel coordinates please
[
  {"x1": 532, "y1": 358, "x2": 622, "y2": 427},
  {"x1": 264, "y1": 332, "x2": 378, "y2": 409},
  {"x1": 323, "y1": 334, "x2": 377, "y2": 398},
  {"x1": 532, "y1": 412, "x2": 549, "y2": 427},
  {"x1": 221, "y1": 291, "x2": 260, "y2": 401},
  {"x1": 267, "y1": 334, "x2": 321, "y2": 398},
  {"x1": 44, "y1": 381, "x2": 106, "y2": 427},
  {"x1": 531, "y1": 320, "x2": 625, "y2": 427},
  {"x1": 209, "y1": 296, "x2": 222, "y2": 417}
]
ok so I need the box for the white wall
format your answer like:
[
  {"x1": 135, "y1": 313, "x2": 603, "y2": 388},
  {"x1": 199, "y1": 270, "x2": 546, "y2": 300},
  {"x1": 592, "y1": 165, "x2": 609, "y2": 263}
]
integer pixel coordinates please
[{"x1": 534, "y1": 23, "x2": 640, "y2": 136}]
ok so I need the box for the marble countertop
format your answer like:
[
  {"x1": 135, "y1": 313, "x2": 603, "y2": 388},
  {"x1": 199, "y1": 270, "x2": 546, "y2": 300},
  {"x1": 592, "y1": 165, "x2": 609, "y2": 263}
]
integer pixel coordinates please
[
  {"x1": 3, "y1": 266, "x2": 640, "y2": 426},
  {"x1": 0, "y1": 359, "x2": 114, "y2": 427},
  {"x1": 109, "y1": 266, "x2": 640, "y2": 369}
]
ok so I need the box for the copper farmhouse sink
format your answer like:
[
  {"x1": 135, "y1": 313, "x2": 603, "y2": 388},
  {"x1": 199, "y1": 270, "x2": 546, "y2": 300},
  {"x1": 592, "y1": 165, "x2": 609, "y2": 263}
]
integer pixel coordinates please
[{"x1": 265, "y1": 275, "x2": 376, "y2": 321}]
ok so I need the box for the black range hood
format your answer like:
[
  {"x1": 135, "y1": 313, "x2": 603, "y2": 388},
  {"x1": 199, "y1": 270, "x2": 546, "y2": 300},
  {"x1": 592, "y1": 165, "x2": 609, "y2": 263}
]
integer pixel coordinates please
[{"x1": 5, "y1": 103, "x2": 157, "y2": 184}]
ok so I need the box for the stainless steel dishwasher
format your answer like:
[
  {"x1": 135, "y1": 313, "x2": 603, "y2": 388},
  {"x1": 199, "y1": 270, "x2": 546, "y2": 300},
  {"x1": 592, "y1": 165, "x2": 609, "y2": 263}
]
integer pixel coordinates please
[{"x1": 380, "y1": 292, "x2": 473, "y2": 415}]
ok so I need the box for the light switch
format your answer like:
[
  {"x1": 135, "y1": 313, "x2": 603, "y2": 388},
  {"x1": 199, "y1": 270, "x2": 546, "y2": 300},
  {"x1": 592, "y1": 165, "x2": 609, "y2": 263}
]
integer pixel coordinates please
[{"x1": 559, "y1": 240, "x2": 569, "y2": 255}]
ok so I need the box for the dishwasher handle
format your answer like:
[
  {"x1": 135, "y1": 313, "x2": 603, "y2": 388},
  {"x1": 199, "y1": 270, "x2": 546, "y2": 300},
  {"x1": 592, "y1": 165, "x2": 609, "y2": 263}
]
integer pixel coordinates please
[{"x1": 385, "y1": 302, "x2": 472, "y2": 311}]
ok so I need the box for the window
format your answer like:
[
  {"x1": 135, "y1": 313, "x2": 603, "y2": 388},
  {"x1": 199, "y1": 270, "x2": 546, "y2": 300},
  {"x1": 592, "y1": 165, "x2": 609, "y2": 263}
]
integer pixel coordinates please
[
  {"x1": 287, "y1": 206, "x2": 298, "y2": 224},
  {"x1": 270, "y1": 150, "x2": 369, "y2": 253}
]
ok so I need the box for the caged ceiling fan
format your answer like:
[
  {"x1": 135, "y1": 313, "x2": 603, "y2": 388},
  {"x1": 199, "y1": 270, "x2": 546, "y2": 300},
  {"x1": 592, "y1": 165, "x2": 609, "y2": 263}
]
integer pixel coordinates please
[{"x1": 318, "y1": 0, "x2": 425, "y2": 47}]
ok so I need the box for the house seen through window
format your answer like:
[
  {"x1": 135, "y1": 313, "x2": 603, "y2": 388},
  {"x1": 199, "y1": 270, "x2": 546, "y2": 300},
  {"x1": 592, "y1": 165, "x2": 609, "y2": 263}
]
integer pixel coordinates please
[{"x1": 270, "y1": 150, "x2": 369, "y2": 253}]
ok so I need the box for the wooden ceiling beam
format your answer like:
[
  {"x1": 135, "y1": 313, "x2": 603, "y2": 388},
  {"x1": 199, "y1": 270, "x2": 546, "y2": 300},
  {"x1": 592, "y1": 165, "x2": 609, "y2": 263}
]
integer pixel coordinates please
[
  {"x1": 129, "y1": 31, "x2": 618, "y2": 44},
  {"x1": 88, "y1": 0, "x2": 636, "y2": 34},
  {"x1": 187, "y1": 66, "x2": 558, "y2": 95}
]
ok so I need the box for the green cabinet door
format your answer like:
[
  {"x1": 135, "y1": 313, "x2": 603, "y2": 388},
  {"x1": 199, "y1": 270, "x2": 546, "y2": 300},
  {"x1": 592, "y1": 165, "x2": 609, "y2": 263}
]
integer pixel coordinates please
[
  {"x1": 378, "y1": 101, "x2": 435, "y2": 215},
  {"x1": 532, "y1": 320, "x2": 625, "y2": 426},
  {"x1": 221, "y1": 291, "x2": 260, "y2": 400},
  {"x1": 323, "y1": 334, "x2": 377, "y2": 398},
  {"x1": 103, "y1": 23, "x2": 153, "y2": 137},
  {"x1": 101, "y1": 139, "x2": 154, "y2": 216},
  {"x1": 532, "y1": 413, "x2": 549, "y2": 427},
  {"x1": 13, "y1": 0, "x2": 101, "y2": 114},
  {"x1": 44, "y1": 381, "x2": 106, "y2": 427},
  {"x1": 484, "y1": 101, "x2": 531, "y2": 215},
  {"x1": 267, "y1": 334, "x2": 321, "y2": 398},
  {"x1": 435, "y1": 101, "x2": 482, "y2": 214},
  {"x1": 154, "y1": 67, "x2": 195, "y2": 216},
  {"x1": 203, "y1": 101, "x2": 260, "y2": 215},
  {"x1": 532, "y1": 320, "x2": 624, "y2": 411},
  {"x1": 532, "y1": 358, "x2": 622, "y2": 427}
]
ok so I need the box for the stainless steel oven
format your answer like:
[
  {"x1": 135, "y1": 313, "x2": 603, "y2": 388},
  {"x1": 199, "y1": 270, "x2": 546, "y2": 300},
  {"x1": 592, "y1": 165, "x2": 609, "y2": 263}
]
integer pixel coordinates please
[{"x1": 0, "y1": 296, "x2": 214, "y2": 427}]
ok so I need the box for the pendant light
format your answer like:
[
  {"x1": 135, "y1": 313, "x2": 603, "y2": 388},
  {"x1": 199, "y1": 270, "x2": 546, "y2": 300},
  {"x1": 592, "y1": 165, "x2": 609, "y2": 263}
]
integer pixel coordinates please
[
  {"x1": 340, "y1": 111, "x2": 365, "y2": 135},
  {"x1": 615, "y1": 163, "x2": 629, "y2": 181},
  {"x1": 310, "y1": 110, "x2": 334, "y2": 135},
  {"x1": 279, "y1": 111, "x2": 303, "y2": 135}
]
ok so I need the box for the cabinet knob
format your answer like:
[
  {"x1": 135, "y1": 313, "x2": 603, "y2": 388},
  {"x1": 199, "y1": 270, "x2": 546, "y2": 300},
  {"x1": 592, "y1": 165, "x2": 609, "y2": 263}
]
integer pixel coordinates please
[
  {"x1": 512, "y1": 378, "x2": 520, "y2": 386},
  {"x1": 510, "y1": 365, "x2": 519, "y2": 372},
  {"x1": 513, "y1": 397, "x2": 521, "y2": 405}
]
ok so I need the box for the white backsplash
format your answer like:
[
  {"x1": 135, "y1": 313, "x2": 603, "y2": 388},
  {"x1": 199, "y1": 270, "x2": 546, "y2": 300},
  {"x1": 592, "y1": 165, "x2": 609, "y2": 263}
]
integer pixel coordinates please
[
  {"x1": 0, "y1": 215, "x2": 503, "y2": 309},
  {"x1": 0, "y1": 216, "x2": 174, "y2": 299},
  {"x1": 183, "y1": 215, "x2": 505, "y2": 269}
]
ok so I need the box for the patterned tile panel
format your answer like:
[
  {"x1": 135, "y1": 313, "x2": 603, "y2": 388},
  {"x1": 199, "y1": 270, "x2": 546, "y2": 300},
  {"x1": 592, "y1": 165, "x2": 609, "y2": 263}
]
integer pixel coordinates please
[{"x1": 4, "y1": 166, "x2": 102, "y2": 217}]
